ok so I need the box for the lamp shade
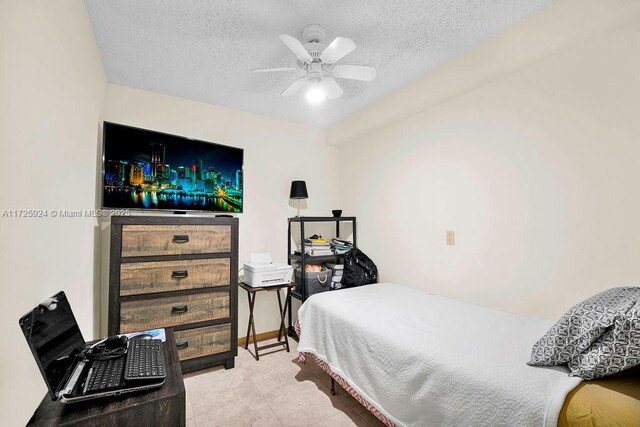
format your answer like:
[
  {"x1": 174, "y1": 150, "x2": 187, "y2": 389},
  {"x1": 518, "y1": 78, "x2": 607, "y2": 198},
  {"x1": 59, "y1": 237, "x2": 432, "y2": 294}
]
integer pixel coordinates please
[{"x1": 289, "y1": 180, "x2": 308, "y2": 199}]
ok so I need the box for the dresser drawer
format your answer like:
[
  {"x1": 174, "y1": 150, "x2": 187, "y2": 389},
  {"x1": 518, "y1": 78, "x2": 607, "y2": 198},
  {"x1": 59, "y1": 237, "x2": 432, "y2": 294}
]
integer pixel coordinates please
[
  {"x1": 120, "y1": 291, "x2": 230, "y2": 333},
  {"x1": 120, "y1": 258, "x2": 230, "y2": 296},
  {"x1": 121, "y1": 225, "x2": 231, "y2": 257},
  {"x1": 174, "y1": 324, "x2": 231, "y2": 361}
]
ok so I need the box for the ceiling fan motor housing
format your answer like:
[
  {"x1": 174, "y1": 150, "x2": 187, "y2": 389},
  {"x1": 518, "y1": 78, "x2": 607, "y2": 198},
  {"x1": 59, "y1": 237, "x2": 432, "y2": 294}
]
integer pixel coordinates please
[
  {"x1": 302, "y1": 24, "x2": 328, "y2": 63},
  {"x1": 304, "y1": 45, "x2": 325, "y2": 59}
]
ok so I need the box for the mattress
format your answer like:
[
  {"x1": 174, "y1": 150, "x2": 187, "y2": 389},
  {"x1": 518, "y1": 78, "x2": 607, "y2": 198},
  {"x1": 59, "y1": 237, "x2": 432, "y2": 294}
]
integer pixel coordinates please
[{"x1": 559, "y1": 366, "x2": 640, "y2": 427}]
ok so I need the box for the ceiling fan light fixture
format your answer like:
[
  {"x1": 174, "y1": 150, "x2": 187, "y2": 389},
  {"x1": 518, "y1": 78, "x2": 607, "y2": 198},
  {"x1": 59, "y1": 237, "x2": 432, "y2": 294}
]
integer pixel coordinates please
[
  {"x1": 305, "y1": 85, "x2": 326, "y2": 104},
  {"x1": 255, "y1": 25, "x2": 376, "y2": 101}
]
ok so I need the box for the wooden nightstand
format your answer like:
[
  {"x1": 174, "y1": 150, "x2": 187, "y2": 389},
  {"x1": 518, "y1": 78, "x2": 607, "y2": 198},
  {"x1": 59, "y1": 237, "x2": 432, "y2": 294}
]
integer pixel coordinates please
[
  {"x1": 239, "y1": 281, "x2": 295, "y2": 361},
  {"x1": 27, "y1": 329, "x2": 185, "y2": 427}
]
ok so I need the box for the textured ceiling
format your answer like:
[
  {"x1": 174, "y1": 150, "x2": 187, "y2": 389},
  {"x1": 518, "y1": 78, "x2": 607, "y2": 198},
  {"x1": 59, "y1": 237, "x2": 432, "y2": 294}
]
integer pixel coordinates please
[{"x1": 85, "y1": 0, "x2": 552, "y2": 127}]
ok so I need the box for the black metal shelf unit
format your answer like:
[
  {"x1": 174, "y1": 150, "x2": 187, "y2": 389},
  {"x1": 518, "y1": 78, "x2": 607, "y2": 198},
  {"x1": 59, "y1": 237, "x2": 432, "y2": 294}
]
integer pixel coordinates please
[{"x1": 287, "y1": 216, "x2": 357, "y2": 340}]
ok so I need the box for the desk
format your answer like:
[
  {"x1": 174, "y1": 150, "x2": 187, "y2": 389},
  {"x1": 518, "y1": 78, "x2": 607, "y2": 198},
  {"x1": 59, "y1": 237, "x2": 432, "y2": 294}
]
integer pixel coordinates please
[
  {"x1": 27, "y1": 329, "x2": 185, "y2": 427},
  {"x1": 239, "y1": 281, "x2": 295, "y2": 361}
]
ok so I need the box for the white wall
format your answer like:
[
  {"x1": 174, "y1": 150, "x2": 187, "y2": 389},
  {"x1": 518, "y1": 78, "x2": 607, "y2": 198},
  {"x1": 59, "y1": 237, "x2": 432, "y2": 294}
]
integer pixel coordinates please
[
  {"x1": 0, "y1": 0, "x2": 107, "y2": 425},
  {"x1": 337, "y1": 18, "x2": 640, "y2": 320},
  {"x1": 101, "y1": 84, "x2": 339, "y2": 338}
]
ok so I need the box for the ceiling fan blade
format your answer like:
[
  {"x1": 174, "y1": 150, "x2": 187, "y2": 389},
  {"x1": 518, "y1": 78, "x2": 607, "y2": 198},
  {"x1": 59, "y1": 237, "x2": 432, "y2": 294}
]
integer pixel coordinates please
[
  {"x1": 333, "y1": 65, "x2": 376, "y2": 81},
  {"x1": 281, "y1": 77, "x2": 308, "y2": 96},
  {"x1": 320, "y1": 37, "x2": 356, "y2": 63},
  {"x1": 252, "y1": 67, "x2": 297, "y2": 73},
  {"x1": 319, "y1": 77, "x2": 344, "y2": 99},
  {"x1": 279, "y1": 34, "x2": 312, "y2": 62}
]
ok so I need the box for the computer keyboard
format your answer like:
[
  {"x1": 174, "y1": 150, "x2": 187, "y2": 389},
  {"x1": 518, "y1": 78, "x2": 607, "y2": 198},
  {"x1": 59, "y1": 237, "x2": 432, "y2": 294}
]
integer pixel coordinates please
[
  {"x1": 125, "y1": 338, "x2": 166, "y2": 381},
  {"x1": 85, "y1": 358, "x2": 124, "y2": 392}
]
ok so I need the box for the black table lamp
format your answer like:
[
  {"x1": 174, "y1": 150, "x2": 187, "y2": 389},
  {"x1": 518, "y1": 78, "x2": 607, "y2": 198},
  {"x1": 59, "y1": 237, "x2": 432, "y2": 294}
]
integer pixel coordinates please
[{"x1": 290, "y1": 180, "x2": 308, "y2": 217}]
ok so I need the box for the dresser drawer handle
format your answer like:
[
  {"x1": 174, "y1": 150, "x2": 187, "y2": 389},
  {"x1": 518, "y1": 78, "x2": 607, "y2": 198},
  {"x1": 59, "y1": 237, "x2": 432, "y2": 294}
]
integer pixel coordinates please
[
  {"x1": 171, "y1": 270, "x2": 189, "y2": 279},
  {"x1": 176, "y1": 340, "x2": 189, "y2": 350},
  {"x1": 171, "y1": 305, "x2": 189, "y2": 315},
  {"x1": 172, "y1": 235, "x2": 190, "y2": 243}
]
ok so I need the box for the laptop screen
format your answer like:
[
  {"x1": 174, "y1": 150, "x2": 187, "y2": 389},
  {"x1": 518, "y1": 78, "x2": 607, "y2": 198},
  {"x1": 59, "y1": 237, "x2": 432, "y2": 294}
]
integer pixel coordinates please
[{"x1": 19, "y1": 291, "x2": 86, "y2": 399}]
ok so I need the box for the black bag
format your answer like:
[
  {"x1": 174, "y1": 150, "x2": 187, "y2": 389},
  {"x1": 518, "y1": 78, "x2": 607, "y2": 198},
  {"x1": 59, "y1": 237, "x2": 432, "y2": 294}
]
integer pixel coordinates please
[{"x1": 341, "y1": 248, "x2": 378, "y2": 287}]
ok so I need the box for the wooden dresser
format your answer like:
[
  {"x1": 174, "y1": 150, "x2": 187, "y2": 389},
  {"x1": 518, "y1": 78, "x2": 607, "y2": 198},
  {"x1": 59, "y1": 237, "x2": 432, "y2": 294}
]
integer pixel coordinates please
[{"x1": 108, "y1": 215, "x2": 238, "y2": 373}]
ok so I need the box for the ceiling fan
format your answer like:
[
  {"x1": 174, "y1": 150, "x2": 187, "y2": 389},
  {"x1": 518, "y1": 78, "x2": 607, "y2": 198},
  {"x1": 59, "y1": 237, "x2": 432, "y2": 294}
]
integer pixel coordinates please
[{"x1": 252, "y1": 25, "x2": 376, "y2": 101}]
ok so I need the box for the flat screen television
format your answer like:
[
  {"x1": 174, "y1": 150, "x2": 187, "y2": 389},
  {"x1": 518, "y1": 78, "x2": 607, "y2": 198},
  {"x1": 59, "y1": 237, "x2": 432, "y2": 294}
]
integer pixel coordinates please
[{"x1": 102, "y1": 122, "x2": 243, "y2": 213}]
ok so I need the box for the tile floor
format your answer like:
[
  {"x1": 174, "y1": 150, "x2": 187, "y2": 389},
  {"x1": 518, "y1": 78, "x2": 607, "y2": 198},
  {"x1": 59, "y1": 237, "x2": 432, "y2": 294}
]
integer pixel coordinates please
[{"x1": 184, "y1": 339, "x2": 385, "y2": 427}]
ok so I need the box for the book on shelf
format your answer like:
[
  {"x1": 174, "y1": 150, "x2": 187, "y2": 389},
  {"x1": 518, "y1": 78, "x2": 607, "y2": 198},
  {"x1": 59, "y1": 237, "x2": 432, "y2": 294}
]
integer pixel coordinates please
[
  {"x1": 330, "y1": 238, "x2": 353, "y2": 247},
  {"x1": 304, "y1": 246, "x2": 332, "y2": 252},
  {"x1": 330, "y1": 238, "x2": 352, "y2": 255},
  {"x1": 304, "y1": 245, "x2": 331, "y2": 251},
  {"x1": 304, "y1": 239, "x2": 330, "y2": 246},
  {"x1": 305, "y1": 249, "x2": 333, "y2": 256}
]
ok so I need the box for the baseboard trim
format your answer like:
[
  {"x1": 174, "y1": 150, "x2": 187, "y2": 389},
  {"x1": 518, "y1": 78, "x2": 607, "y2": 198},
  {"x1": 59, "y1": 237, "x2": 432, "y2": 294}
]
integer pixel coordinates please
[{"x1": 237, "y1": 328, "x2": 286, "y2": 347}]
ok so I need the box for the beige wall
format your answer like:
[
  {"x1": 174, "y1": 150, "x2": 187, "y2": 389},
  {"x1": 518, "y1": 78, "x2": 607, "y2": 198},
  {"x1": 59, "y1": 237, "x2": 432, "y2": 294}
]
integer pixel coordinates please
[
  {"x1": 337, "y1": 18, "x2": 640, "y2": 320},
  {"x1": 101, "y1": 84, "x2": 339, "y2": 338},
  {"x1": 0, "y1": 0, "x2": 107, "y2": 425},
  {"x1": 328, "y1": 0, "x2": 640, "y2": 147}
]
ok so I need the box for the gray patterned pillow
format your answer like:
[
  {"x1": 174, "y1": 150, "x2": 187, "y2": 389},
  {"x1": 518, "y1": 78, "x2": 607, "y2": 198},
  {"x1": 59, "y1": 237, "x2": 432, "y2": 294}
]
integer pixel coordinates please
[
  {"x1": 568, "y1": 300, "x2": 640, "y2": 379},
  {"x1": 529, "y1": 287, "x2": 640, "y2": 367}
]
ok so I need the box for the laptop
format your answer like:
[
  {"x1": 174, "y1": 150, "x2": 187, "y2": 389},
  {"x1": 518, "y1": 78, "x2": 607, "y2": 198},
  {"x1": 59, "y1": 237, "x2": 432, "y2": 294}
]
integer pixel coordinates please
[{"x1": 19, "y1": 291, "x2": 166, "y2": 403}]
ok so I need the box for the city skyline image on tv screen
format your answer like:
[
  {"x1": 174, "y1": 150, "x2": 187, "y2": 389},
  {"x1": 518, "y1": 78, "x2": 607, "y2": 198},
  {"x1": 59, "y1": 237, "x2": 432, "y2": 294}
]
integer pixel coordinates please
[{"x1": 102, "y1": 122, "x2": 243, "y2": 213}]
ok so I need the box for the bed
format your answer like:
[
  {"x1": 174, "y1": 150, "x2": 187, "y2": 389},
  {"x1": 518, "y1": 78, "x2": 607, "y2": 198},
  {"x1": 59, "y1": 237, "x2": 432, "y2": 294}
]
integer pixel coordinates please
[{"x1": 296, "y1": 283, "x2": 640, "y2": 427}]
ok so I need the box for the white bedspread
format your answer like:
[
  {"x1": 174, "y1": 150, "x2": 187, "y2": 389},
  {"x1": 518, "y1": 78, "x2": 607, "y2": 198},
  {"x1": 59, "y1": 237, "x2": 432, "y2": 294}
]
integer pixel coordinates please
[{"x1": 297, "y1": 283, "x2": 581, "y2": 427}]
